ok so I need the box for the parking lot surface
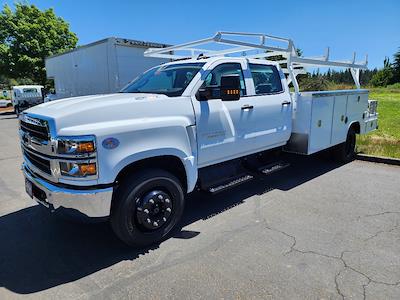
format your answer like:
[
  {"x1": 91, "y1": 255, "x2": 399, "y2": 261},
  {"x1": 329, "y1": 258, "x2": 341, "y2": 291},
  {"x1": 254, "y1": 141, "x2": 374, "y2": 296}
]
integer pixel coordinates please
[{"x1": 0, "y1": 112, "x2": 399, "y2": 299}]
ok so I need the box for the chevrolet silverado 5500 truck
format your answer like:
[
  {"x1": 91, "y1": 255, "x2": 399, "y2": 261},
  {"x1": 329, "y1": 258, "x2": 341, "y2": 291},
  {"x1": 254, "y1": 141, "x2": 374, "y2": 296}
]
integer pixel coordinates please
[{"x1": 19, "y1": 32, "x2": 378, "y2": 247}]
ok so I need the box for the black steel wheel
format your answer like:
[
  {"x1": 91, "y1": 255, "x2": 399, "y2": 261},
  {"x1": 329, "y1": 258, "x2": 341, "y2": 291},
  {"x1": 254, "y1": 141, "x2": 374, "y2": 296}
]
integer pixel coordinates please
[
  {"x1": 135, "y1": 190, "x2": 173, "y2": 231},
  {"x1": 332, "y1": 126, "x2": 356, "y2": 163},
  {"x1": 111, "y1": 168, "x2": 185, "y2": 247}
]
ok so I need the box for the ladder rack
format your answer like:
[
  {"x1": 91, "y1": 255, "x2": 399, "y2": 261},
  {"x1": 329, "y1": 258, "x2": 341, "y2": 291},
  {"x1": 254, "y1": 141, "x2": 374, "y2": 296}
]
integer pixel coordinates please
[{"x1": 144, "y1": 31, "x2": 368, "y2": 94}]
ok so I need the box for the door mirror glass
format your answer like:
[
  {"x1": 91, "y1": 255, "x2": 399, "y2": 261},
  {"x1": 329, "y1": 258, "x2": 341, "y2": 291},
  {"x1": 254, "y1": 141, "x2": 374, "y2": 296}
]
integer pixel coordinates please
[{"x1": 220, "y1": 75, "x2": 241, "y2": 101}]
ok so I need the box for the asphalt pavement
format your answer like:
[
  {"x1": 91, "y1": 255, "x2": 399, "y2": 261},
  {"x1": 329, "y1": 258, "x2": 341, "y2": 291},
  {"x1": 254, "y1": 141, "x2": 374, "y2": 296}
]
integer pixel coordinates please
[{"x1": 0, "y1": 111, "x2": 399, "y2": 299}]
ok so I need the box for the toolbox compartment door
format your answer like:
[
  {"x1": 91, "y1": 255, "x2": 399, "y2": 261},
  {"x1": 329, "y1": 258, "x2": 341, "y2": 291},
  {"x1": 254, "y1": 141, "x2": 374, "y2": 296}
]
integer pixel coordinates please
[
  {"x1": 309, "y1": 97, "x2": 334, "y2": 153},
  {"x1": 331, "y1": 95, "x2": 348, "y2": 145}
]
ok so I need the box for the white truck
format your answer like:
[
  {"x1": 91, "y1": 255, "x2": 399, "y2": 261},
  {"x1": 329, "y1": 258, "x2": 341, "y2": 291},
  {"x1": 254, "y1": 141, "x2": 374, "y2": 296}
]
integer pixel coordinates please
[
  {"x1": 19, "y1": 32, "x2": 378, "y2": 247},
  {"x1": 12, "y1": 85, "x2": 45, "y2": 114}
]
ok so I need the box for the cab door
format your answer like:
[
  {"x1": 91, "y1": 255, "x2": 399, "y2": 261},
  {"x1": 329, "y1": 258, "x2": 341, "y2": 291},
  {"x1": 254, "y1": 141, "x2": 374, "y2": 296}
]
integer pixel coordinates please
[
  {"x1": 191, "y1": 61, "x2": 252, "y2": 167},
  {"x1": 240, "y1": 63, "x2": 292, "y2": 150}
]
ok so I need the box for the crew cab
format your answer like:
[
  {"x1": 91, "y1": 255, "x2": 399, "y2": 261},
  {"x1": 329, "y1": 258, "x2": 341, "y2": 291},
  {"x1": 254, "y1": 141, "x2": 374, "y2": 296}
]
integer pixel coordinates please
[{"x1": 19, "y1": 32, "x2": 378, "y2": 247}]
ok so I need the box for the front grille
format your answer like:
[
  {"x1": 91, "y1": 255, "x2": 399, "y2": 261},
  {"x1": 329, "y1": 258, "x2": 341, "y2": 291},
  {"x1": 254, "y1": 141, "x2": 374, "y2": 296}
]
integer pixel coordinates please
[
  {"x1": 20, "y1": 119, "x2": 49, "y2": 141},
  {"x1": 23, "y1": 149, "x2": 51, "y2": 175}
]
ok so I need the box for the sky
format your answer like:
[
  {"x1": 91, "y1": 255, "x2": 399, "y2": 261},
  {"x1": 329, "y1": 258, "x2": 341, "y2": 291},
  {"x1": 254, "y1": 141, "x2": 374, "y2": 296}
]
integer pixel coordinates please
[{"x1": 2, "y1": 0, "x2": 400, "y2": 69}]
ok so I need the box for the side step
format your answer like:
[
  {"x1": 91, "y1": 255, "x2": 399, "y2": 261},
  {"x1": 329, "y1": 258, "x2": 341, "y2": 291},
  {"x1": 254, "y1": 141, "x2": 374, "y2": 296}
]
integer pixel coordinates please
[
  {"x1": 207, "y1": 174, "x2": 254, "y2": 194},
  {"x1": 258, "y1": 161, "x2": 290, "y2": 175}
]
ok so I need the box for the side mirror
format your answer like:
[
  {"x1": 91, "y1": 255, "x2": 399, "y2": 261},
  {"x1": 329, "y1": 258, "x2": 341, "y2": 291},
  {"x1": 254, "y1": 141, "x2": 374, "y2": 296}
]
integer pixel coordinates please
[
  {"x1": 197, "y1": 88, "x2": 211, "y2": 101},
  {"x1": 220, "y1": 75, "x2": 241, "y2": 101}
]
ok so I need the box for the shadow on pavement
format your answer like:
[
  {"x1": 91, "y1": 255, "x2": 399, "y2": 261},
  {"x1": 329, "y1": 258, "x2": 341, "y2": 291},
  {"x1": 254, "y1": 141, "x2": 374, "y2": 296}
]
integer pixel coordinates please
[
  {"x1": 0, "y1": 153, "x2": 342, "y2": 294},
  {"x1": 0, "y1": 111, "x2": 18, "y2": 120}
]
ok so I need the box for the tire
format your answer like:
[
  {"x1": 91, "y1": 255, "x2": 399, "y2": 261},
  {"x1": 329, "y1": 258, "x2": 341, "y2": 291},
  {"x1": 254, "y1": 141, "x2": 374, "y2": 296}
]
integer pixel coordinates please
[
  {"x1": 332, "y1": 126, "x2": 356, "y2": 163},
  {"x1": 110, "y1": 168, "x2": 185, "y2": 247}
]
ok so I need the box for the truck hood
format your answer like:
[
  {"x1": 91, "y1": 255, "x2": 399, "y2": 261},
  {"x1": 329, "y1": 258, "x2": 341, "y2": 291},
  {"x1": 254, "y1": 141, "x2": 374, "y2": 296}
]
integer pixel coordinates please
[{"x1": 26, "y1": 93, "x2": 195, "y2": 135}]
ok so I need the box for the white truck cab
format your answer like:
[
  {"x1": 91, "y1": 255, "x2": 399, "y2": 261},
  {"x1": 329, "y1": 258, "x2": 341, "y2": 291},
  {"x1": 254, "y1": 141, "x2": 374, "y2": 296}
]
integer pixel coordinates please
[
  {"x1": 12, "y1": 85, "x2": 45, "y2": 114},
  {"x1": 19, "y1": 32, "x2": 378, "y2": 247}
]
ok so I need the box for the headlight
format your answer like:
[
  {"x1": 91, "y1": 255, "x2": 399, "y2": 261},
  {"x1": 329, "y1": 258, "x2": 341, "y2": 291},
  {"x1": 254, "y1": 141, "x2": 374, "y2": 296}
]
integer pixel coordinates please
[
  {"x1": 60, "y1": 162, "x2": 97, "y2": 177},
  {"x1": 57, "y1": 136, "x2": 96, "y2": 155}
]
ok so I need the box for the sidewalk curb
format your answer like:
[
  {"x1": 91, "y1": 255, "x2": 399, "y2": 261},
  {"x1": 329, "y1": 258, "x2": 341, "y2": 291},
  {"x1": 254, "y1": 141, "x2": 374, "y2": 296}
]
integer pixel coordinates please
[{"x1": 356, "y1": 154, "x2": 400, "y2": 166}]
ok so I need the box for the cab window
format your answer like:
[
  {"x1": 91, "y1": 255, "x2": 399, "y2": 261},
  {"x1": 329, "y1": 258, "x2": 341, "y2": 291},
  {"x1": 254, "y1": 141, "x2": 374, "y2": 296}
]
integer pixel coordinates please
[
  {"x1": 201, "y1": 63, "x2": 246, "y2": 99},
  {"x1": 22, "y1": 88, "x2": 38, "y2": 93},
  {"x1": 249, "y1": 64, "x2": 283, "y2": 95}
]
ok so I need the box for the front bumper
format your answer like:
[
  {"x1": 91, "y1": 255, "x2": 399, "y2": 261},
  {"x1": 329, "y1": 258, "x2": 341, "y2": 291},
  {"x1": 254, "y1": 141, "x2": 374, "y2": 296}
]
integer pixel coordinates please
[{"x1": 22, "y1": 163, "x2": 113, "y2": 218}]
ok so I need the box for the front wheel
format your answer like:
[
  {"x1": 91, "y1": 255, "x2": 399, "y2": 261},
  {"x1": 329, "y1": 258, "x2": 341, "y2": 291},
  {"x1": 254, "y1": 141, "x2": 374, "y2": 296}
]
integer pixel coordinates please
[
  {"x1": 110, "y1": 169, "x2": 185, "y2": 247},
  {"x1": 332, "y1": 126, "x2": 356, "y2": 163}
]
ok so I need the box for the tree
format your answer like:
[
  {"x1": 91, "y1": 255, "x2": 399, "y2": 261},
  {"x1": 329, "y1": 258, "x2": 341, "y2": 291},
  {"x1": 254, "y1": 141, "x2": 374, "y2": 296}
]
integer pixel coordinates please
[
  {"x1": 369, "y1": 67, "x2": 393, "y2": 87},
  {"x1": 0, "y1": 3, "x2": 78, "y2": 85},
  {"x1": 393, "y1": 48, "x2": 400, "y2": 83}
]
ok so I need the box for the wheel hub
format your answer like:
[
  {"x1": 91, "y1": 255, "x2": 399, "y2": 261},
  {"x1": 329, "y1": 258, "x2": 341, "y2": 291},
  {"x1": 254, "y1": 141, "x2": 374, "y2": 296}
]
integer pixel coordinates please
[{"x1": 135, "y1": 190, "x2": 173, "y2": 231}]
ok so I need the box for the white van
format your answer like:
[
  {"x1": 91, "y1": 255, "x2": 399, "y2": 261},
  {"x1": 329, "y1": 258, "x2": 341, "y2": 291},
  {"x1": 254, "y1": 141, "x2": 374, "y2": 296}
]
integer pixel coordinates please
[{"x1": 12, "y1": 85, "x2": 44, "y2": 114}]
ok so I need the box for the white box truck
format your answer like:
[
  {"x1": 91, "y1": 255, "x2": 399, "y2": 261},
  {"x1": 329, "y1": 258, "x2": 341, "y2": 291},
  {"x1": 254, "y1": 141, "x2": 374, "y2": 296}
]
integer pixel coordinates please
[
  {"x1": 20, "y1": 32, "x2": 378, "y2": 247},
  {"x1": 45, "y1": 38, "x2": 170, "y2": 99}
]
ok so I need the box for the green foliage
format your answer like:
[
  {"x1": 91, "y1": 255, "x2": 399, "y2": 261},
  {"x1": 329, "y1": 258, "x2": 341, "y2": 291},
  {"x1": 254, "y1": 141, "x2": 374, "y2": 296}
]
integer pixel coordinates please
[
  {"x1": 357, "y1": 88, "x2": 400, "y2": 158},
  {"x1": 298, "y1": 76, "x2": 333, "y2": 91},
  {"x1": 0, "y1": 3, "x2": 78, "y2": 85},
  {"x1": 369, "y1": 67, "x2": 394, "y2": 87},
  {"x1": 393, "y1": 48, "x2": 400, "y2": 83}
]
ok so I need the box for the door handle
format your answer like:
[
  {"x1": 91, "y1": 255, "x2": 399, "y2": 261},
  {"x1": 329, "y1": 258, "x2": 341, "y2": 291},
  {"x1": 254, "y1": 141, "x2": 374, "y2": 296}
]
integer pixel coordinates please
[
  {"x1": 241, "y1": 104, "x2": 254, "y2": 110},
  {"x1": 281, "y1": 101, "x2": 291, "y2": 106}
]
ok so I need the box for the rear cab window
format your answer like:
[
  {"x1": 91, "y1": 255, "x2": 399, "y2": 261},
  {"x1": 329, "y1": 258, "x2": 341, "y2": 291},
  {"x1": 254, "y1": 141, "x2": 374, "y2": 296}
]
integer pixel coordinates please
[{"x1": 249, "y1": 63, "x2": 283, "y2": 95}]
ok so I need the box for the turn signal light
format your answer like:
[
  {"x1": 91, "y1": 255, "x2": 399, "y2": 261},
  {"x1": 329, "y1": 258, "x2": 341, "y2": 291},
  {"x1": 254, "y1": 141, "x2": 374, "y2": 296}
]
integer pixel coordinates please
[
  {"x1": 78, "y1": 163, "x2": 97, "y2": 176},
  {"x1": 60, "y1": 162, "x2": 97, "y2": 177},
  {"x1": 77, "y1": 142, "x2": 95, "y2": 153}
]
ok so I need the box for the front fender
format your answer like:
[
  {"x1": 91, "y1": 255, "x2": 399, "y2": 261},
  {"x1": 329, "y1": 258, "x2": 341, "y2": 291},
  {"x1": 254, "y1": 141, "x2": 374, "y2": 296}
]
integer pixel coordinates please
[{"x1": 96, "y1": 124, "x2": 198, "y2": 192}]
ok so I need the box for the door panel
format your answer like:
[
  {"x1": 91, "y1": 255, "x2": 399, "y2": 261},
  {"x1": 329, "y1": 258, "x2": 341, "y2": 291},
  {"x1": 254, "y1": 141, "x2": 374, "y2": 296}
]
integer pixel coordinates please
[
  {"x1": 331, "y1": 95, "x2": 348, "y2": 145},
  {"x1": 194, "y1": 98, "x2": 252, "y2": 166},
  {"x1": 309, "y1": 97, "x2": 334, "y2": 153},
  {"x1": 193, "y1": 61, "x2": 292, "y2": 167}
]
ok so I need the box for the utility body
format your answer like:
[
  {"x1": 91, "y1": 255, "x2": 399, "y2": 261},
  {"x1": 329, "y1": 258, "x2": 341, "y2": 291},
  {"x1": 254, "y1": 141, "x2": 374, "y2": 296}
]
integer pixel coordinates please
[{"x1": 19, "y1": 32, "x2": 378, "y2": 247}]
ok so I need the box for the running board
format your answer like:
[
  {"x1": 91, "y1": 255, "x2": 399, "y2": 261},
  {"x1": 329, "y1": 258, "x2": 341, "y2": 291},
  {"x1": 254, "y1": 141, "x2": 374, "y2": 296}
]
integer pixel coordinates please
[
  {"x1": 207, "y1": 174, "x2": 254, "y2": 194},
  {"x1": 258, "y1": 161, "x2": 290, "y2": 175}
]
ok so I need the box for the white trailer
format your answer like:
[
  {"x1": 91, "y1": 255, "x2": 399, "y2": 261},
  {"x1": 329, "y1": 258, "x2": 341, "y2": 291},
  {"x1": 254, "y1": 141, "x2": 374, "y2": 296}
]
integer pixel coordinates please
[{"x1": 45, "y1": 38, "x2": 170, "y2": 99}]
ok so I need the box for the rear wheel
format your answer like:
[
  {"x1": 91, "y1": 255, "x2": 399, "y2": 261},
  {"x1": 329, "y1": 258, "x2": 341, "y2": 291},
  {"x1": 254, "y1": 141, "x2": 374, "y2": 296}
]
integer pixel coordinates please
[
  {"x1": 110, "y1": 169, "x2": 185, "y2": 247},
  {"x1": 332, "y1": 126, "x2": 356, "y2": 163}
]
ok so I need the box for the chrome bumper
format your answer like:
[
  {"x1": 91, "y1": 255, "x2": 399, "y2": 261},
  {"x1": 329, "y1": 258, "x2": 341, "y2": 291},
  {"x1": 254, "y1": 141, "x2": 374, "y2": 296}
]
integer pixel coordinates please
[{"x1": 22, "y1": 163, "x2": 113, "y2": 218}]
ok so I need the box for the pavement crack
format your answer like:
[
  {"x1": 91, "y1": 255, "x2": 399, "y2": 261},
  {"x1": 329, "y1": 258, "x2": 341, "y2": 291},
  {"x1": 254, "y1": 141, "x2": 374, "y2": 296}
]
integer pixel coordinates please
[
  {"x1": 334, "y1": 269, "x2": 345, "y2": 300},
  {"x1": 363, "y1": 211, "x2": 400, "y2": 218},
  {"x1": 363, "y1": 221, "x2": 400, "y2": 241}
]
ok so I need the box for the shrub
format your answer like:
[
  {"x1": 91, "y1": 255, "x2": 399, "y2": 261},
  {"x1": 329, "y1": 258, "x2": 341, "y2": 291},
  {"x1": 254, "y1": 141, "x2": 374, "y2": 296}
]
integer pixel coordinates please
[
  {"x1": 298, "y1": 76, "x2": 334, "y2": 91},
  {"x1": 370, "y1": 68, "x2": 394, "y2": 87}
]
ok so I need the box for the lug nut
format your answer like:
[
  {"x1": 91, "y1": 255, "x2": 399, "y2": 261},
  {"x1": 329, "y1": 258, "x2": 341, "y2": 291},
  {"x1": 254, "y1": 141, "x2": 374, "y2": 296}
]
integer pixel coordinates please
[
  {"x1": 146, "y1": 218, "x2": 151, "y2": 223},
  {"x1": 149, "y1": 199, "x2": 155, "y2": 204},
  {"x1": 158, "y1": 195, "x2": 163, "y2": 200},
  {"x1": 144, "y1": 209, "x2": 149, "y2": 214},
  {"x1": 166, "y1": 207, "x2": 171, "y2": 212},
  {"x1": 153, "y1": 221, "x2": 158, "y2": 227},
  {"x1": 165, "y1": 199, "x2": 170, "y2": 203}
]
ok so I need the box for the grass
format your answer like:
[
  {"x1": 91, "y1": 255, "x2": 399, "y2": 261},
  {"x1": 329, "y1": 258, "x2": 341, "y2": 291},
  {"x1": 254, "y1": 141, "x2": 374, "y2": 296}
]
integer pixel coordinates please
[{"x1": 356, "y1": 88, "x2": 400, "y2": 159}]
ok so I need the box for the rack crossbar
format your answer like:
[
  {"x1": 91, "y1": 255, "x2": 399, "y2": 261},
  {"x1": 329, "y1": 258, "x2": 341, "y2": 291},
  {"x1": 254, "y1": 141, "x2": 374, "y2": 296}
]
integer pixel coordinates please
[{"x1": 144, "y1": 31, "x2": 368, "y2": 93}]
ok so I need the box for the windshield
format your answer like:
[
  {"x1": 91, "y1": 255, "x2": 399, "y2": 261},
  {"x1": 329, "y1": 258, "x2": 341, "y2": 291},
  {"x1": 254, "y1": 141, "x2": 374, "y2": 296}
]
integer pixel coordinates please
[{"x1": 121, "y1": 62, "x2": 205, "y2": 97}]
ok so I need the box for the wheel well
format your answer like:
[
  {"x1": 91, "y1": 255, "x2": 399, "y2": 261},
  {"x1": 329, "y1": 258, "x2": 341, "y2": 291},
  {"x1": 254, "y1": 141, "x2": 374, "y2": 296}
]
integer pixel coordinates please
[
  {"x1": 115, "y1": 156, "x2": 187, "y2": 192},
  {"x1": 350, "y1": 122, "x2": 360, "y2": 134}
]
